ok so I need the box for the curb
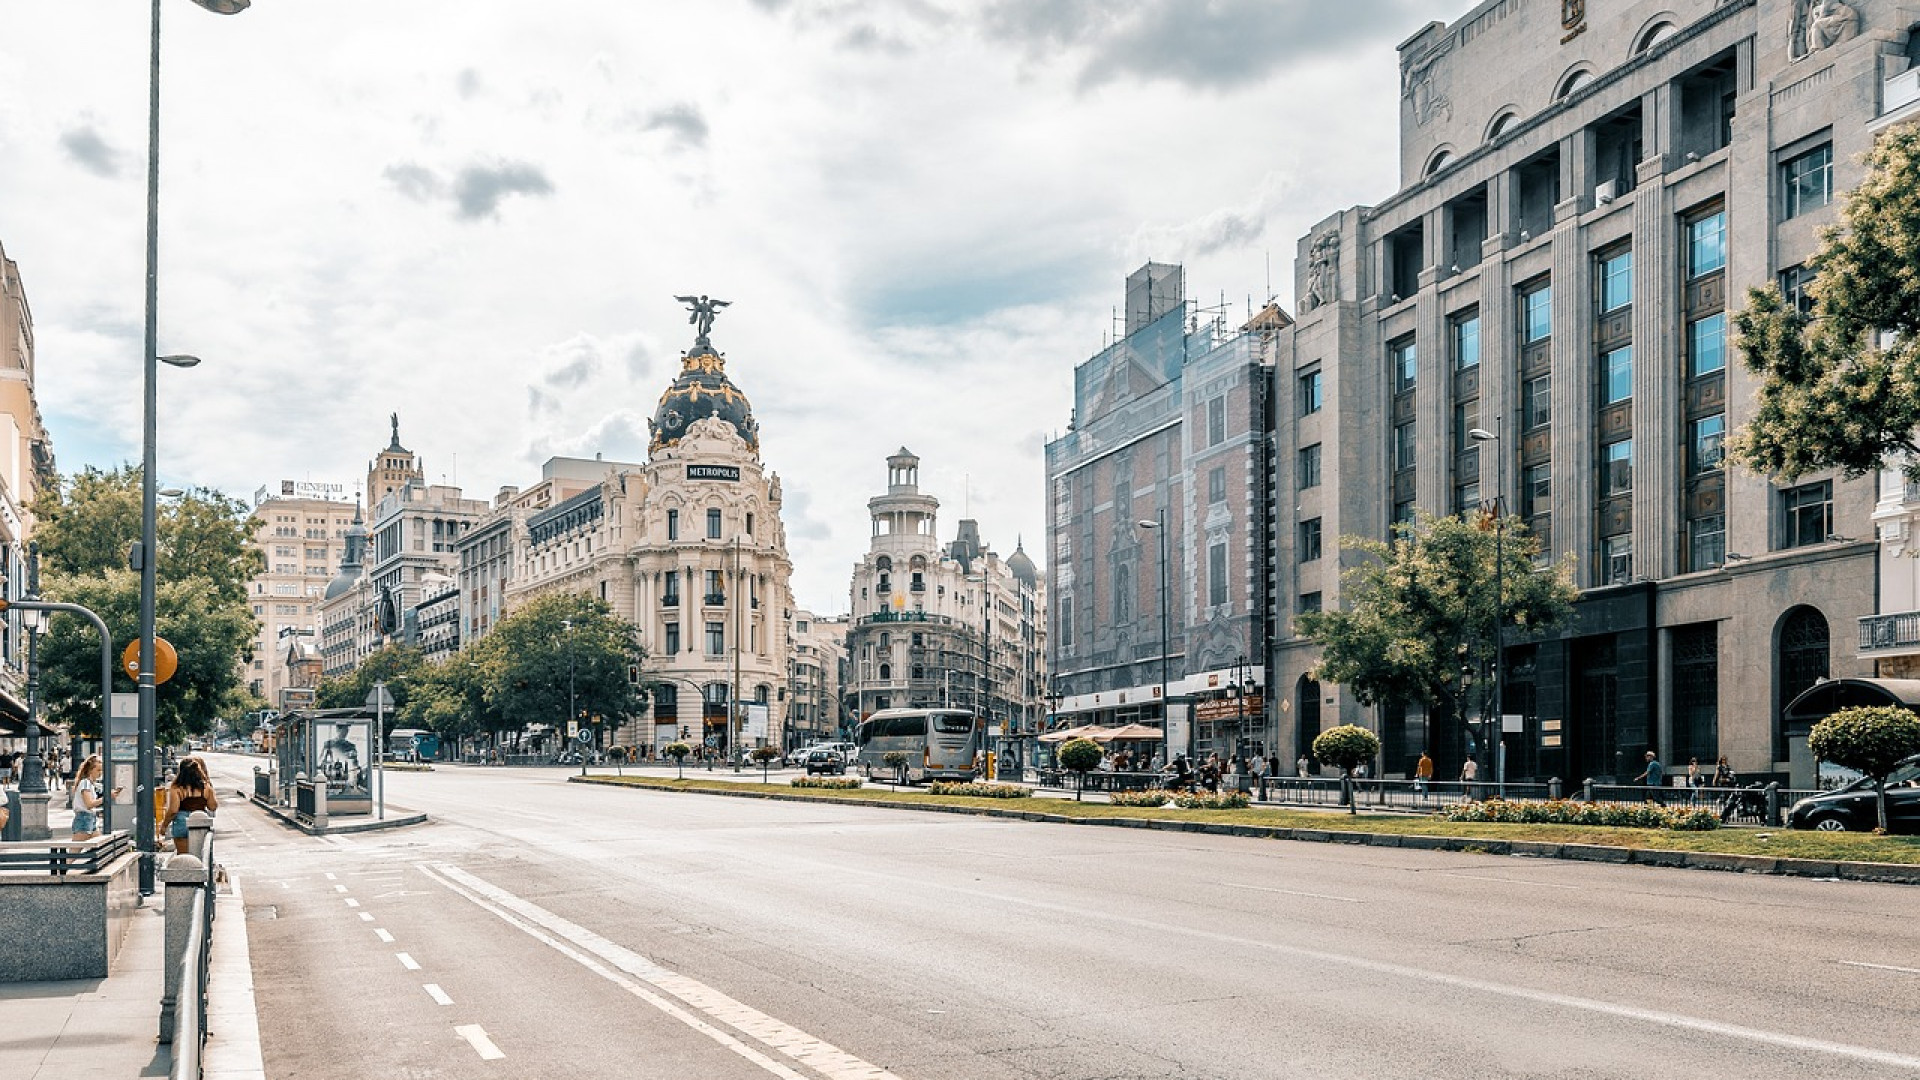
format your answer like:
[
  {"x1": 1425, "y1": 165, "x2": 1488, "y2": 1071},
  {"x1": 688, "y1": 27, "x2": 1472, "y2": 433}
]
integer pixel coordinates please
[
  {"x1": 245, "y1": 793, "x2": 428, "y2": 836},
  {"x1": 568, "y1": 776, "x2": 1920, "y2": 886}
]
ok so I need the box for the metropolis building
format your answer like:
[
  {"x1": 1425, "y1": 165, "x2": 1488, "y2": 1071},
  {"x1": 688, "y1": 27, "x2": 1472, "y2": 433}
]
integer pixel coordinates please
[{"x1": 1269, "y1": 0, "x2": 1920, "y2": 784}]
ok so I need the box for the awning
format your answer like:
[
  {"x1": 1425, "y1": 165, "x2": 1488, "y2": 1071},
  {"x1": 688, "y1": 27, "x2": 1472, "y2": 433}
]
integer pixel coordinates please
[
  {"x1": 1039, "y1": 723, "x2": 1166, "y2": 744},
  {"x1": 1781, "y1": 677, "x2": 1920, "y2": 731},
  {"x1": 0, "y1": 715, "x2": 59, "y2": 738}
]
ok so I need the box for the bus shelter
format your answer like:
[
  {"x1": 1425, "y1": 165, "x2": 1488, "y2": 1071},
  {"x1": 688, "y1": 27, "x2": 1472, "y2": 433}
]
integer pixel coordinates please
[{"x1": 270, "y1": 707, "x2": 375, "y2": 816}]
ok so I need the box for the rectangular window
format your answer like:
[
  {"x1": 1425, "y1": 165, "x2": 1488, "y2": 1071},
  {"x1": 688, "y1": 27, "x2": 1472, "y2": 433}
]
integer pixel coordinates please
[
  {"x1": 1780, "y1": 144, "x2": 1833, "y2": 220},
  {"x1": 1602, "y1": 535, "x2": 1634, "y2": 585},
  {"x1": 1691, "y1": 414, "x2": 1726, "y2": 473},
  {"x1": 663, "y1": 570, "x2": 680, "y2": 603},
  {"x1": 1522, "y1": 462, "x2": 1551, "y2": 517},
  {"x1": 1297, "y1": 592, "x2": 1323, "y2": 615},
  {"x1": 1391, "y1": 500, "x2": 1415, "y2": 534},
  {"x1": 1689, "y1": 515, "x2": 1726, "y2": 571},
  {"x1": 664, "y1": 623, "x2": 681, "y2": 654},
  {"x1": 1297, "y1": 444, "x2": 1322, "y2": 490},
  {"x1": 1298, "y1": 518, "x2": 1323, "y2": 562},
  {"x1": 1208, "y1": 466, "x2": 1226, "y2": 504},
  {"x1": 1390, "y1": 338, "x2": 1417, "y2": 393},
  {"x1": 1781, "y1": 481, "x2": 1832, "y2": 549},
  {"x1": 707, "y1": 508, "x2": 723, "y2": 539},
  {"x1": 705, "y1": 569, "x2": 723, "y2": 601},
  {"x1": 1454, "y1": 400, "x2": 1480, "y2": 456},
  {"x1": 1780, "y1": 265, "x2": 1817, "y2": 317},
  {"x1": 1602, "y1": 438, "x2": 1634, "y2": 496},
  {"x1": 1207, "y1": 397, "x2": 1227, "y2": 446},
  {"x1": 1521, "y1": 281, "x2": 1552, "y2": 343},
  {"x1": 1688, "y1": 313, "x2": 1726, "y2": 378},
  {"x1": 1452, "y1": 311, "x2": 1481, "y2": 371},
  {"x1": 1687, "y1": 210, "x2": 1727, "y2": 278},
  {"x1": 1523, "y1": 374, "x2": 1551, "y2": 430},
  {"x1": 1208, "y1": 541, "x2": 1228, "y2": 607},
  {"x1": 1455, "y1": 481, "x2": 1482, "y2": 514},
  {"x1": 1602, "y1": 344, "x2": 1633, "y2": 404},
  {"x1": 1298, "y1": 369, "x2": 1323, "y2": 415},
  {"x1": 1599, "y1": 249, "x2": 1633, "y2": 312},
  {"x1": 667, "y1": 509, "x2": 679, "y2": 541},
  {"x1": 1393, "y1": 422, "x2": 1416, "y2": 471},
  {"x1": 706, "y1": 622, "x2": 725, "y2": 656}
]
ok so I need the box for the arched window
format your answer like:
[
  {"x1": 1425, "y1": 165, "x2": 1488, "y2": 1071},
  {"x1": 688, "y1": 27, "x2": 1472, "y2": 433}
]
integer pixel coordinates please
[
  {"x1": 1776, "y1": 606, "x2": 1830, "y2": 760},
  {"x1": 1486, "y1": 110, "x2": 1518, "y2": 141},
  {"x1": 1633, "y1": 20, "x2": 1677, "y2": 56},
  {"x1": 1554, "y1": 67, "x2": 1593, "y2": 102},
  {"x1": 1425, "y1": 148, "x2": 1455, "y2": 177},
  {"x1": 879, "y1": 663, "x2": 892, "y2": 681}
]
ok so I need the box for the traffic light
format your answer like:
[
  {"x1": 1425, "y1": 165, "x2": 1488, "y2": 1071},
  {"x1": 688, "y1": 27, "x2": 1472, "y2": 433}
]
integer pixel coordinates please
[{"x1": 680, "y1": 726, "x2": 690, "y2": 739}]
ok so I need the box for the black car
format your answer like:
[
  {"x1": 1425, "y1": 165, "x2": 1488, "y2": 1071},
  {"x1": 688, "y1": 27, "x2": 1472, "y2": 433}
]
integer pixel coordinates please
[
  {"x1": 1787, "y1": 754, "x2": 1920, "y2": 833},
  {"x1": 804, "y1": 749, "x2": 846, "y2": 776}
]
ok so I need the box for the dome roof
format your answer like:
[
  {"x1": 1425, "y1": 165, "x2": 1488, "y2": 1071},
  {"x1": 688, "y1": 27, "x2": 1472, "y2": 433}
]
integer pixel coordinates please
[
  {"x1": 1007, "y1": 538, "x2": 1038, "y2": 586},
  {"x1": 323, "y1": 507, "x2": 368, "y2": 601},
  {"x1": 649, "y1": 347, "x2": 758, "y2": 454}
]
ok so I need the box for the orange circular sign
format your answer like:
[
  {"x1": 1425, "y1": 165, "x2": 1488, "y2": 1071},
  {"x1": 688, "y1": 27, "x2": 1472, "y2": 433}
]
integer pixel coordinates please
[{"x1": 122, "y1": 637, "x2": 180, "y2": 685}]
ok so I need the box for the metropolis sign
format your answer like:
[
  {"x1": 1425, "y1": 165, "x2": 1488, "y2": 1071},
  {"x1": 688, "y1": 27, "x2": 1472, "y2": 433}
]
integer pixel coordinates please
[{"x1": 687, "y1": 464, "x2": 741, "y2": 481}]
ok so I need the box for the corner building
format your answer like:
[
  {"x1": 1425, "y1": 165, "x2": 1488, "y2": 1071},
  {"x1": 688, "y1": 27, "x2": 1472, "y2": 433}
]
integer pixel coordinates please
[{"x1": 1276, "y1": 0, "x2": 1914, "y2": 784}]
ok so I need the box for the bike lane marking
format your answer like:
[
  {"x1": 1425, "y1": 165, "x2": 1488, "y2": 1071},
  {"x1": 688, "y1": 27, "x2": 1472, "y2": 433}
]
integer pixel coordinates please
[
  {"x1": 454, "y1": 1024, "x2": 506, "y2": 1060},
  {"x1": 420, "y1": 862, "x2": 899, "y2": 1080}
]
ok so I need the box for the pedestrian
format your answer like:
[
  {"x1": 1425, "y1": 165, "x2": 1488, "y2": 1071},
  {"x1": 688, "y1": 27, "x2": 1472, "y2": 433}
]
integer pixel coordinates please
[
  {"x1": 163, "y1": 757, "x2": 218, "y2": 854},
  {"x1": 1, "y1": 749, "x2": 14, "y2": 788},
  {"x1": 1460, "y1": 756, "x2": 1478, "y2": 798},
  {"x1": 1297, "y1": 753, "x2": 1312, "y2": 778},
  {"x1": 1686, "y1": 757, "x2": 1703, "y2": 805},
  {"x1": 71, "y1": 754, "x2": 115, "y2": 842},
  {"x1": 1414, "y1": 750, "x2": 1434, "y2": 794},
  {"x1": 1633, "y1": 750, "x2": 1664, "y2": 800},
  {"x1": 1711, "y1": 755, "x2": 1734, "y2": 788}
]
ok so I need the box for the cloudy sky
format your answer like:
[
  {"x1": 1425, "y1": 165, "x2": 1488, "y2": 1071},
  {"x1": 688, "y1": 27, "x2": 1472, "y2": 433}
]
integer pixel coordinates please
[{"x1": 0, "y1": 0, "x2": 1429, "y2": 614}]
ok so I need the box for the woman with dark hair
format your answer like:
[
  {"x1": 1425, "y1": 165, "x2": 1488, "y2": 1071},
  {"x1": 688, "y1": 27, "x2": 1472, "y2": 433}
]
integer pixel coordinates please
[{"x1": 164, "y1": 757, "x2": 218, "y2": 853}]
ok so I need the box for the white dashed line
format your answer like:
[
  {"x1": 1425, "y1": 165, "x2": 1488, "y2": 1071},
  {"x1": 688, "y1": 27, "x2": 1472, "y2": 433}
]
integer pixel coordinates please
[
  {"x1": 374, "y1": 929, "x2": 394, "y2": 943},
  {"x1": 1220, "y1": 881, "x2": 1365, "y2": 903},
  {"x1": 344, "y1": 898, "x2": 360, "y2": 908},
  {"x1": 454, "y1": 1024, "x2": 505, "y2": 1060},
  {"x1": 396, "y1": 952, "x2": 420, "y2": 971},
  {"x1": 324, "y1": 872, "x2": 337, "y2": 880},
  {"x1": 1840, "y1": 960, "x2": 1920, "y2": 976},
  {"x1": 358, "y1": 912, "x2": 374, "y2": 922},
  {"x1": 1444, "y1": 873, "x2": 1581, "y2": 890},
  {"x1": 424, "y1": 983, "x2": 453, "y2": 1006},
  {"x1": 334, "y1": 884, "x2": 348, "y2": 893}
]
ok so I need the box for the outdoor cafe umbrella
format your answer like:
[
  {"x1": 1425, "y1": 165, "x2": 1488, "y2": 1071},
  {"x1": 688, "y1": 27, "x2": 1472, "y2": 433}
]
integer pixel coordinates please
[
  {"x1": 1095, "y1": 723, "x2": 1164, "y2": 742},
  {"x1": 1038, "y1": 724, "x2": 1107, "y2": 743}
]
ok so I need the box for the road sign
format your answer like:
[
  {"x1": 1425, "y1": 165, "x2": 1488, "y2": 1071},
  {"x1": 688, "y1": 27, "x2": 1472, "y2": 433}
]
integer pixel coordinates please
[
  {"x1": 121, "y1": 637, "x2": 179, "y2": 685},
  {"x1": 365, "y1": 685, "x2": 396, "y2": 712}
]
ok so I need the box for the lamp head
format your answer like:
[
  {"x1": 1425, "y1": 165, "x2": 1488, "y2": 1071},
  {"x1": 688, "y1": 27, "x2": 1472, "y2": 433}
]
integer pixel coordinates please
[
  {"x1": 1135, "y1": 520, "x2": 1160, "y2": 530},
  {"x1": 191, "y1": 0, "x2": 251, "y2": 13},
  {"x1": 158, "y1": 354, "x2": 203, "y2": 368},
  {"x1": 1468, "y1": 428, "x2": 1496, "y2": 442}
]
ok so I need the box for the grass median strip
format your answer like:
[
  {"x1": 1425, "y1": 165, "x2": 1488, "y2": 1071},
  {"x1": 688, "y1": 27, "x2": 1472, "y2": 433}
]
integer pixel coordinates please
[{"x1": 572, "y1": 774, "x2": 1920, "y2": 868}]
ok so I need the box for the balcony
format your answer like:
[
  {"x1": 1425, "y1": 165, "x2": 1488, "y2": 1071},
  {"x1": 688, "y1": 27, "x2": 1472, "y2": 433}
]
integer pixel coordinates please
[
  {"x1": 858, "y1": 610, "x2": 952, "y2": 627},
  {"x1": 1887, "y1": 67, "x2": 1920, "y2": 116},
  {"x1": 1859, "y1": 610, "x2": 1920, "y2": 656},
  {"x1": 661, "y1": 593, "x2": 680, "y2": 608},
  {"x1": 703, "y1": 592, "x2": 727, "y2": 606}
]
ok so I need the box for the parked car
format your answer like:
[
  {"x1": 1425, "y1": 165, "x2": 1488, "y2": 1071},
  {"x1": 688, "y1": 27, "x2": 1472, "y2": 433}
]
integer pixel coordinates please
[
  {"x1": 803, "y1": 749, "x2": 846, "y2": 776},
  {"x1": 783, "y1": 745, "x2": 819, "y2": 768},
  {"x1": 1788, "y1": 754, "x2": 1920, "y2": 833}
]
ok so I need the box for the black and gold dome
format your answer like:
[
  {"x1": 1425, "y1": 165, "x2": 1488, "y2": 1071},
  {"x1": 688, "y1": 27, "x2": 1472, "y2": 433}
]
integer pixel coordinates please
[{"x1": 648, "y1": 345, "x2": 759, "y2": 454}]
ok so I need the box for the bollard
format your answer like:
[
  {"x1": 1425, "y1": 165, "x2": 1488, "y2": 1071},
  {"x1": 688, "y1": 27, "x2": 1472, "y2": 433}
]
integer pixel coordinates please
[
  {"x1": 1548, "y1": 776, "x2": 1562, "y2": 800},
  {"x1": 1582, "y1": 777, "x2": 1594, "y2": 802},
  {"x1": 186, "y1": 810, "x2": 214, "y2": 861},
  {"x1": 159, "y1": 853, "x2": 207, "y2": 1042},
  {"x1": 1765, "y1": 782, "x2": 1781, "y2": 826}
]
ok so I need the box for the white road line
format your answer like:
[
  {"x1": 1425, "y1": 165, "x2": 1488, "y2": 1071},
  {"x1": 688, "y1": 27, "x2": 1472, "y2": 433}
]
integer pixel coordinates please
[
  {"x1": 334, "y1": 884, "x2": 348, "y2": 893},
  {"x1": 420, "y1": 863, "x2": 893, "y2": 1080},
  {"x1": 396, "y1": 952, "x2": 420, "y2": 971},
  {"x1": 344, "y1": 898, "x2": 360, "y2": 908},
  {"x1": 324, "y1": 872, "x2": 337, "y2": 880},
  {"x1": 1220, "y1": 881, "x2": 1364, "y2": 903},
  {"x1": 1840, "y1": 960, "x2": 1920, "y2": 976},
  {"x1": 424, "y1": 983, "x2": 453, "y2": 1006},
  {"x1": 375, "y1": 929, "x2": 395, "y2": 943},
  {"x1": 358, "y1": 912, "x2": 374, "y2": 922},
  {"x1": 1444, "y1": 873, "x2": 1581, "y2": 891},
  {"x1": 454, "y1": 1024, "x2": 505, "y2": 1060}
]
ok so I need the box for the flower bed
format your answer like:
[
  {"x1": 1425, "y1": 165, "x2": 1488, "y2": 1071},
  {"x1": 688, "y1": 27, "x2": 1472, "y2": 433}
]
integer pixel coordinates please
[
  {"x1": 1109, "y1": 790, "x2": 1170, "y2": 808},
  {"x1": 927, "y1": 781, "x2": 1031, "y2": 799},
  {"x1": 1439, "y1": 799, "x2": 1719, "y2": 831},
  {"x1": 790, "y1": 777, "x2": 862, "y2": 790},
  {"x1": 1172, "y1": 791, "x2": 1250, "y2": 810}
]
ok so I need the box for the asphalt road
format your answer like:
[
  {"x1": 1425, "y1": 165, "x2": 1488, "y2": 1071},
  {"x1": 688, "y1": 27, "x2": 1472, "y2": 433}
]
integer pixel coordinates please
[{"x1": 200, "y1": 754, "x2": 1920, "y2": 1080}]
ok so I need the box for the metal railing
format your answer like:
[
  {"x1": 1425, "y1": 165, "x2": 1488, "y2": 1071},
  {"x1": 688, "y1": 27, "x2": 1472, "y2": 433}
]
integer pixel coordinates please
[
  {"x1": 169, "y1": 885, "x2": 211, "y2": 1080},
  {"x1": 0, "y1": 831, "x2": 133, "y2": 875},
  {"x1": 1859, "y1": 610, "x2": 1920, "y2": 652}
]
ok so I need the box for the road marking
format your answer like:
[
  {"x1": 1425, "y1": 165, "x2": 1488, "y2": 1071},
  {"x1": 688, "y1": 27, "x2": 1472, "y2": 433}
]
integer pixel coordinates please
[
  {"x1": 324, "y1": 872, "x2": 336, "y2": 880},
  {"x1": 1220, "y1": 881, "x2": 1364, "y2": 903},
  {"x1": 1444, "y1": 873, "x2": 1581, "y2": 891},
  {"x1": 420, "y1": 863, "x2": 895, "y2": 1080},
  {"x1": 396, "y1": 952, "x2": 420, "y2": 971},
  {"x1": 334, "y1": 884, "x2": 348, "y2": 893},
  {"x1": 358, "y1": 912, "x2": 374, "y2": 922},
  {"x1": 454, "y1": 1024, "x2": 505, "y2": 1060},
  {"x1": 344, "y1": 898, "x2": 360, "y2": 908},
  {"x1": 424, "y1": 983, "x2": 453, "y2": 1006},
  {"x1": 904, "y1": 876, "x2": 1920, "y2": 1073},
  {"x1": 1840, "y1": 960, "x2": 1920, "y2": 976},
  {"x1": 374, "y1": 929, "x2": 394, "y2": 943}
]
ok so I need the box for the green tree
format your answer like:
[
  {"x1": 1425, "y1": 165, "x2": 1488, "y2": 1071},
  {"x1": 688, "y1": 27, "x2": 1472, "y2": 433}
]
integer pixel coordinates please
[
  {"x1": 1728, "y1": 125, "x2": 1920, "y2": 483},
  {"x1": 32, "y1": 467, "x2": 264, "y2": 600},
  {"x1": 664, "y1": 740, "x2": 692, "y2": 779},
  {"x1": 1296, "y1": 511, "x2": 1577, "y2": 768},
  {"x1": 1313, "y1": 724, "x2": 1383, "y2": 814},
  {"x1": 1808, "y1": 705, "x2": 1920, "y2": 833},
  {"x1": 483, "y1": 593, "x2": 644, "y2": 745},
  {"x1": 750, "y1": 744, "x2": 779, "y2": 782},
  {"x1": 314, "y1": 643, "x2": 426, "y2": 737},
  {"x1": 397, "y1": 643, "x2": 499, "y2": 752},
  {"x1": 1057, "y1": 737, "x2": 1103, "y2": 801}
]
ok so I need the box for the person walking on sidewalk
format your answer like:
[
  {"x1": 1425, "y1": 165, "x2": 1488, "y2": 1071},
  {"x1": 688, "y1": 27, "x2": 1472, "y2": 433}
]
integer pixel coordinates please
[
  {"x1": 71, "y1": 754, "x2": 116, "y2": 841},
  {"x1": 164, "y1": 757, "x2": 218, "y2": 854},
  {"x1": 1414, "y1": 750, "x2": 1434, "y2": 795},
  {"x1": 1634, "y1": 750, "x2": 1665, "y2": 800}
]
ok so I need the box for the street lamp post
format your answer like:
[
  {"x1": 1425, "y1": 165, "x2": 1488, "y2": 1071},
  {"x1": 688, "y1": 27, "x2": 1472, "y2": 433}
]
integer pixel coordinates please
[
  {"x1": 1136, "y1": 512, "x2": 1175, "y2": 763},
  {"x1": 1469, "y1": 418, "x2": 1506, "y2": 796},
  {"x1": 563, "y1": 618, "x2": 580, "y2": 776},
  {"x1": 139, "y1": 0, "x2": 246, "y2": 895}
]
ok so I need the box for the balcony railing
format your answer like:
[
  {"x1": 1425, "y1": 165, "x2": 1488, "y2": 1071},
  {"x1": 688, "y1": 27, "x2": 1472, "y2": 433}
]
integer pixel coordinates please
[
  {"x1": 858, "y1": 610, "x2": 953, "y2": 626},
  {"x1": 703, "y1": 592, "x2": 727, "y2": 606},
  {"x1": 1859, "y1": 610, "x2": 1920, "y2": 653},
  {"x1": 661, "y1": 594, "x2": 680, "y2": 607}
]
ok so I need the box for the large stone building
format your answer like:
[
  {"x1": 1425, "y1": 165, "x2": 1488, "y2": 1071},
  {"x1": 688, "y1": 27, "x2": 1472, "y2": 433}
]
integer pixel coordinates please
[
  {"x1": 1269, "y1": 0, "x2": 1917, "y2": 785},
  {"x1": 846, "y1": 449, "x2": 1049, "y2": 765},
  {"x1": 1044, "y1": 265, "x2": 1276, "y2": 759},
  {"x1": 245, "y1": 483, "x2": 355, "y2": 706},
  {"x1": 786, "y1": 609, "x2": 847, "y2": 750},
  {"x1": 0, "y1": 239, "x2": 55, "y2": 726}
]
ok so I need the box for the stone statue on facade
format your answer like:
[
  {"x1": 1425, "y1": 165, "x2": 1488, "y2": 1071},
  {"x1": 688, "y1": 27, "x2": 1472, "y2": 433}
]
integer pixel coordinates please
[
  {"x1": 675, "y1": 294, "x2": 731, "y2": 351},
  {"x1": 1401, "y1": 33, "x2": 1454, "y2": 127},
  {"x1": 1301, "y1": 230, "x2": 1340, "y2": 313},
  {"x1": 1794, "y1": 0, "x2": 1859, "y2": 58}
]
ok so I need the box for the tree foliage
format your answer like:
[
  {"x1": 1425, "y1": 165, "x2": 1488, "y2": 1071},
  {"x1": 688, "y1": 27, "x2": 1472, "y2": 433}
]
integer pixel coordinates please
[
  {"x1": 1312, "y1": 725, "x2": 1381, "y2": 775},
  {"x1": 314, "y1": 644, "x2": 427, "y2": 730},
  {"x1": 1057, "y1": 738, "x2": 1102, "y2": 774},
  {"x1": 1729, "y1": 124, "x2": 1920, "y2": 482},
  {"x1": 31, "y1": 467, "x2": 263, "y2": 602},
  {"x1": 481, "y1": 593, "x2": 644, "y2": 738},
  {"x1": 1295, "y1": 511, "x2": 1577, "y2": 758},
  {"x1": 1809, "y1": 705, "x2": 1920, "y2": 832}
]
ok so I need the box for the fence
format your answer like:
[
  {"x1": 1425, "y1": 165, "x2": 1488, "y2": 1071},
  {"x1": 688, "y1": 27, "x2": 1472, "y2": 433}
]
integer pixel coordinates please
[
  {"x1": 162, "y1": 813, "x2": 217, "y2": 1080},
  {"x1": 0, "y1": 831, "x2": 133, "y2": 875}
]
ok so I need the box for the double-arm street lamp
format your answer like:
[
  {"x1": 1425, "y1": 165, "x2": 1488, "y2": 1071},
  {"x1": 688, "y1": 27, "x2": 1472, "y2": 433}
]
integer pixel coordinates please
[
  {"x1": 1468, "y1": 418, "x2": 1506, "y2": 795},
  {"x1": 137, "y1": 0, "x2": 248, "y2": 894}
]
